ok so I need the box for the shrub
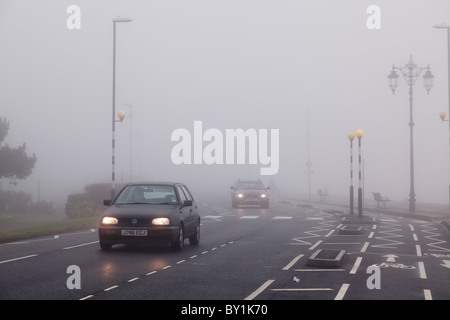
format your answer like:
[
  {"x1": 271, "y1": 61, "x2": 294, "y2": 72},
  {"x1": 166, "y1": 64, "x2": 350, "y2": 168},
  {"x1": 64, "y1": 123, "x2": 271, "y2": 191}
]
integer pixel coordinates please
[
  {"x1": 84, "y1": 182, "x2": 126, "y2": 204},
  {"x1": 65, "y1": 193, "x2": 100, "y2": 218},
  {"x1": 0, "y1": 190, "x2": 32, "y2": 213},
  {"x1": 32, "y1": 200, "x2": 53, "y2": 215}
]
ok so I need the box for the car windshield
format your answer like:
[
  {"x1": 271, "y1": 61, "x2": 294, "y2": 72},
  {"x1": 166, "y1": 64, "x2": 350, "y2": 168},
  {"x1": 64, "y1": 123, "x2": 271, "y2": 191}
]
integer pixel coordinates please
[
  {"x1": 114, "y1": 184, "x2": 178, "y2": 205},
  {"x1": 237, "y1": 181, "x2": 265, "y2": 190}
]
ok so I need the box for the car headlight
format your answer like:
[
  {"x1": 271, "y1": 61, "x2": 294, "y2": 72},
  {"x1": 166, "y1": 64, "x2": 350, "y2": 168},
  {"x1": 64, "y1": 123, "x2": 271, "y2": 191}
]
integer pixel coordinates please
[
  {"x1": 101, "y1": 217, "x2": 118, "y2": 225},
  {"x1": 260, "y1": 194, "x2": 266, "y2": 198},
  {"x1": 152, "y1": 218, "x2": 170, "y2": 225},
  {"x1": 237, "y1": 193, "x2": 244, "y2": 198}
]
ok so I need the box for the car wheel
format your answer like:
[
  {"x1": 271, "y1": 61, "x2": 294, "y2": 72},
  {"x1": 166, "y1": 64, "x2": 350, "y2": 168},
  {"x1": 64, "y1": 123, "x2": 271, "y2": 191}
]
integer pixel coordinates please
[
  {"x1": 171, "y1": 226, "x2": 184, "y2": 251},
  {"x1": 100, "y1": 241, "x2": 112, "y2": 251},
  {"x1": 189, "y1": 220, "x2": 200, "y2": 245}
]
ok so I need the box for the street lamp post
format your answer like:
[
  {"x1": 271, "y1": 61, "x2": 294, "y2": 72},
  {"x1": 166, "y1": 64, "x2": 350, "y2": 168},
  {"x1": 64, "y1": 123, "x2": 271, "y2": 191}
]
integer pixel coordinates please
[
  {"x1": 388, "y1": 55, "x2": 434, "y2": 212},
  {"x1": 355, "y1": 129, "x2": 364, "y2": 218},
  {"x1": 434, "y1": 23, "x2": 450, "y2": 215},
  {"x1": 348, "y1": 132, "x2": 355, "y2": 215},
  {"x1": 111, "y1": 17, "x2": 132, "y2": 200},
  {"x1": 439, "y1": 110, "x2": 450, "y2": 214}
]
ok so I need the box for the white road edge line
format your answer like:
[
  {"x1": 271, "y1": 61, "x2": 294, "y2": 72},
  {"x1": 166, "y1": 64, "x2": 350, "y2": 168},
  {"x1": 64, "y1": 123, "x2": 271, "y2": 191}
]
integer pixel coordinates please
[
  {"x1": 424, "y1": 289, "x2": 432, "y2": 300},
  {"x1": 416, "y1": 244, "x2": 422, "y2": 257},
  {"x1": 325, "y1": 230, "x2": 335, "y2": 237},
  {"x1": 294, "y1": 269, "x2": 345, "y2": 272},
  {"x1": 349, "y1": 257, "x2": 362, "y2": 274},
  {"x1": 63, "y1": 241, "x2": 99, "y2": 250},
  {"x1": 360, "y1": 242, "x2": 370, "y2": 253},
  {"x1": 418, "y1": 261, "x2": 427, "y2": 279},
  {"x1": 104, "y1": 285, "x2": 118, "y2": 292},
  {"x1": 334, "y1": 283, "x2": 350, "y2": 300},
  {"x1": 271, "y1": 288, "x2": 333, "y2": 291},
  {"x1": 282, "y1": 254, "x2": 304, "y2": 270},
  {"x1": 0, "y1": 254, "x2": 38, "y2": 264},
  {"x1": 244, "y1": 280, "x2": 275, "y2": 300},
  {"x1": 309, "y1": 240, "x2": 322, "y2": 250}
]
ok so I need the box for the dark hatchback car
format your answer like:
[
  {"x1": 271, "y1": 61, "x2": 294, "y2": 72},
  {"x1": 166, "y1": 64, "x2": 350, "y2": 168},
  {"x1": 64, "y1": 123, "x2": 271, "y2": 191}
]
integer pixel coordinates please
[
  {"x1": 98, "y1": 182, "x2": 200, "y2": 251},
  {"x1": 230, "y1": 179, "x2": 270, "y2": 208}
]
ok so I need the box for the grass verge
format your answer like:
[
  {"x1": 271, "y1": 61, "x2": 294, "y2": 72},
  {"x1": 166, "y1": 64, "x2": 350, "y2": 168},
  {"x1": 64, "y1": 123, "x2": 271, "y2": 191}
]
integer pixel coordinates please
[{"x1": 0, "y1": 216, "x2": 99, "y2": 244}]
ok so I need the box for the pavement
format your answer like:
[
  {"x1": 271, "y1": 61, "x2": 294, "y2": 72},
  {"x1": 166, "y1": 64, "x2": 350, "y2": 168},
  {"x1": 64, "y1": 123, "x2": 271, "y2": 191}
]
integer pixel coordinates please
[{"x1": 289, "y1": 195, "x2": 450, "y2": 232}]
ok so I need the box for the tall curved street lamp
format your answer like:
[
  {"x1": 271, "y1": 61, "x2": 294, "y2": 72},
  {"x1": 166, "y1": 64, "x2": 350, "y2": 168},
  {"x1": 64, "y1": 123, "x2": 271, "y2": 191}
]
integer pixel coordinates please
[
  {"x1": 388, "y1": 55, "x2": 434, "y2": 212},
  {"x1": 355, "y1": 129, "x2": 364, "y2": 217},
  {"x1": 111, "y1": 17, "x2": 132, "y2": 200},
  {"x1": 434, "y1": 23, "x2": 450, "y2": 215}
]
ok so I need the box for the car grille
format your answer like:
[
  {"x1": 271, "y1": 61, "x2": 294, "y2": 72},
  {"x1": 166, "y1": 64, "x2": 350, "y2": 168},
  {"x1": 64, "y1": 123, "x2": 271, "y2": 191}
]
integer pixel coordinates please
[{"x1": 118, "y1": 217, "x2": 152, "y2": 227}]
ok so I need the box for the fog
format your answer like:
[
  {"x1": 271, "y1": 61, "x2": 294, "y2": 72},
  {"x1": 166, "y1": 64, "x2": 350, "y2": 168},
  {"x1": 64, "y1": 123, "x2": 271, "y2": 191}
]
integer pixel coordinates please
[{"x1": 1, "y1": 0, "x2": 449, "y2": 209}]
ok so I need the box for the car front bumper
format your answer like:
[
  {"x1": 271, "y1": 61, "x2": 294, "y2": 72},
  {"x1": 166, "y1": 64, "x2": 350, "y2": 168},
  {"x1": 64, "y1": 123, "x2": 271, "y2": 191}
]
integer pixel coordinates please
[
  {"x1": 98, "y1": 225, "x2": 180, "y2": 245},
  {"x1": 234, "y1": 196, "x2": 269, "y2": 206}
]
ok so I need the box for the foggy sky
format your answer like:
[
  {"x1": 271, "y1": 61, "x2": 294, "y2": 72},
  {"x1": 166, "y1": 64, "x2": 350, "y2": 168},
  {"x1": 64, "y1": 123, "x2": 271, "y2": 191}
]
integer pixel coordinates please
[{"x1": 1, "y1": 0, "x2": 450, "y2": 207}]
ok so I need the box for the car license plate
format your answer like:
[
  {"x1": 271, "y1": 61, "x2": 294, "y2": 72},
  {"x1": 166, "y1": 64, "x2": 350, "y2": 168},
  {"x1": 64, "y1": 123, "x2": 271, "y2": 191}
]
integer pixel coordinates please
[{"x1": 121, "y1": 229, "x2": 147, "y2": 236}]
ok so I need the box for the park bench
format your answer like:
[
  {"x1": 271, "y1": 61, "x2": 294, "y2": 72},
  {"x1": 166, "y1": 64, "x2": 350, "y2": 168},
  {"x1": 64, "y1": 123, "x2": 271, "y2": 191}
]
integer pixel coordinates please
[
  {"x1": 372, "y1": 192, "x2": 391, "y2": 208},
  {"x1": 318, "y1": 189, "x2": 329, "y2": 201}
]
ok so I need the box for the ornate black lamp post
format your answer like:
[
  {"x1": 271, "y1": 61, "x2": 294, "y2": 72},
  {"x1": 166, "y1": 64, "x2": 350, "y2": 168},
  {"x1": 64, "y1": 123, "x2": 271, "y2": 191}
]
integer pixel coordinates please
[{"x1": 388, "y1": 55, "x2": 434, "y2": 212}]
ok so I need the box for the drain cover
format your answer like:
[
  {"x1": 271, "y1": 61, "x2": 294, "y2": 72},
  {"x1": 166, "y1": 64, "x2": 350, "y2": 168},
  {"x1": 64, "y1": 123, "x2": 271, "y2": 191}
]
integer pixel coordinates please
[
  {"x1": 338, "y1": 225, "x2": 364, "y2": 235},
  {"x1": 306, "y1": 249, "x2": 347, "y2": 267}
]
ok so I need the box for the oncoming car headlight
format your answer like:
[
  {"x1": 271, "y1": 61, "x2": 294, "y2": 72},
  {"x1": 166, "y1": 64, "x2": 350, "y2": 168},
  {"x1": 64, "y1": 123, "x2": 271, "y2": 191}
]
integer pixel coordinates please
[
  {"x1": 260, "y1": 194, "x2": 266, "y2": 198},
  {"x1": 101, "y1": 217, "x2": 118, "y2": 225},
  {"x1": 152, "y1": 218, "x2": 170, "y2": 225},
  {"x1": 237, "y1": 193, "x2": 244, "y2": 198}
]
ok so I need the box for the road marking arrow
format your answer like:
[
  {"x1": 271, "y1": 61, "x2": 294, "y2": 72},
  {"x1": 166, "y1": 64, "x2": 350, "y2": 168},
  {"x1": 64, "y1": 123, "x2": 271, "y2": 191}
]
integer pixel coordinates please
[
  {"x1": 441, "y1": 260, "x2": 450, "y2": 269},
  {"x1": 383, "y1": 254, "x2": 398, "y2": 262}
]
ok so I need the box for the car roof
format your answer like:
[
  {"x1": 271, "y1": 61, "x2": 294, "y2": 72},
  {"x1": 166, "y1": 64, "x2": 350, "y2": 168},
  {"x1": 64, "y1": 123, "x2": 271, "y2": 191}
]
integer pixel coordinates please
[{"x1": 125, "y1": 181, "x2": 184, "y2": 186}]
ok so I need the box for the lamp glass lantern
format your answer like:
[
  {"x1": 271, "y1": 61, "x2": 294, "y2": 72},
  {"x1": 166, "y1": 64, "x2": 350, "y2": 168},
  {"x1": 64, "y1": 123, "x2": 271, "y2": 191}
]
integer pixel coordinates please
[
  {"x1": 348, "y1": 132, "x2": 355, "y2": 141},
  {"x1": 355, "y1": 129, "x2": 364, "y2": 139},
  {"x1": 388, "y1": 69, "x2": 400, "y2": 94},
  {"x1": 423, "y1": 68, "x2": 434, "y2": 94}
]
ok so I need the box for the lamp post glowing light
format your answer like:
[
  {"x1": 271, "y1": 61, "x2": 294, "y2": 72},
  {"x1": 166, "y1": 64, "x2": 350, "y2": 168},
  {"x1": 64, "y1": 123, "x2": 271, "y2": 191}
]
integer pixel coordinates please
[
  {"x1": 388, "y1": 56, "x2": 433, "y2": 212},
  {"x1": 117, "y1": 110, "x2": 126, "y2": 121}
]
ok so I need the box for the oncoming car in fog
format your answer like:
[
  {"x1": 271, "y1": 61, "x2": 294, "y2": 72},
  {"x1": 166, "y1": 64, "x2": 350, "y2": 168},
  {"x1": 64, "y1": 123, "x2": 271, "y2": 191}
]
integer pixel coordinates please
[
  {"x1": 230, "y1": 179, "x2": 270, "y2": 208},
  {"x1": 98, "y1": 182, "x2": 200, "y2": 251}
]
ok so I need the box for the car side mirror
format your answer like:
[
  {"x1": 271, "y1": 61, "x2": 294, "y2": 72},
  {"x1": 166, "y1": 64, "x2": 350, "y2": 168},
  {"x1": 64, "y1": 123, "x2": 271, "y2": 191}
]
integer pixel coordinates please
[
  {"x1": 103, "y1": 199, "x2": 112, "y2": 206},
  {"x1": 180, "y1": 200, "x2": 192, "y2": 208},
  {"x1": 230, "y1": 186, "x2": 235, "y2": 190},
  {"x1": 266, "y1": 187, "x2": 270, "y2": 190}
]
